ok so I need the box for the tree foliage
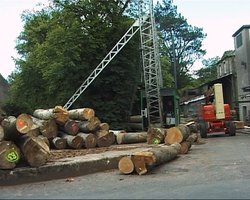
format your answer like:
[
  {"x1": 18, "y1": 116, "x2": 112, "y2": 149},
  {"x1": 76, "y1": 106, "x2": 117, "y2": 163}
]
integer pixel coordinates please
[
  {"x1": 155, "y1": 0, "x2": 206, "y2": 90},
  {"x1": 7, "y1": 0, "x2": 141, "y2": 128}
]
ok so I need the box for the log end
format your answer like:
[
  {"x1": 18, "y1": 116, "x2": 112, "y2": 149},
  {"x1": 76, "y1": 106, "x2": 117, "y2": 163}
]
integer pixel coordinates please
[{"x1": 118, "y1": 156, "x2": 134, "y2": 174}]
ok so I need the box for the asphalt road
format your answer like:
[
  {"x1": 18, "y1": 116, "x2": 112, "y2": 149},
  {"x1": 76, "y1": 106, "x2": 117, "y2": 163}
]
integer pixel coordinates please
[{"x1": 1, "y1": 132, "x2": 250, "y2": 199}]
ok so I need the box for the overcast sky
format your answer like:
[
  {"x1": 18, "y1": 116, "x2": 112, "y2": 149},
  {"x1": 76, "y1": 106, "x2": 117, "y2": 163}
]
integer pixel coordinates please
[{"x1": 0, "y1": 0, "x2": 250, "y2": 79}]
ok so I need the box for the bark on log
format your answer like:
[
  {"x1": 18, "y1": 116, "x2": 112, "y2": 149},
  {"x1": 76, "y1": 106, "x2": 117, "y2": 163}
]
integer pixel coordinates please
[
  {"x1": 77, "y1": 133, "x2": 97, "y2": 148},
  {"x1": 0, "y1": 141, "x2": 21, "y2": 169},
  {"x1": 131, "y1": 143, "x2": 181, "y2": 175},
  {"x1": 16, "y1": 114, "x2": 58, "y2": 139},
  {"x1": 37, "y1": 135, "x2": 50, "y2": 148},
  {"x1": 77, "y1": 117, "x2": 101, "y2": 133},
  {"x1": 185, "y1": 121, "x2": 198, "y2": 133},
  {"x1": 60, "y1": 119, "x2": 79, "y2": 136},
  {"x1": 50, "y1": 137, "x2": 67, "y2": 149},
  {"x1": 99, "y1": 123, "x2": 110, "y2": 131},
  {"x1": 147, "y1": 128, "x2": 166, "y2": 144},
  {"x1": 33, "y1": 106, "x2": 69, "y2": 125},
  {"x1": 165, "y1": 124, "x2": 190, "y2": 145},
  {"x1": 1, "y1": 116, "x2": 24, "y2": 141},
  {"x1": 68, "y1": 108, "x2": 95, "y2": 121},
  {"x1": 118, "y1": 156, "x2": 135, "y2": 174},
  {"x1": 18, "y1": 135, "x2": 50, "y2": 167},
  {"x1": 0, "y1": 125, "x2": 4, "y2": 141},
  {"x1": 95, "y1": 130, "x2": 114, "y2": 147},
  {"x1": 114, "y1": 132, "x2": 147, "y2": 145},
  {"x1": 179, "y1": 133, "x2": 198, "y2": 154},
  {"x1": 129, "y1": 115, "x2": 142, "y2": 123},
  {"x1": 58, "y1": 131, "x2": 83, "y2": 149}
]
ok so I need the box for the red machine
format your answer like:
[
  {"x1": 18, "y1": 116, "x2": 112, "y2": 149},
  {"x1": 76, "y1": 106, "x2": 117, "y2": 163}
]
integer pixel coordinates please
[{"x1": 198, "y1": 83, "x2": 236, "y2": 138}]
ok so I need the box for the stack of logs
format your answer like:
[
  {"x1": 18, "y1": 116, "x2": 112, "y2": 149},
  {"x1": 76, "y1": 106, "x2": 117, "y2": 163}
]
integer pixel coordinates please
[
  {"x1": 118, "y1": 122, "x2": 200, "y2": 175},
  {"x1": 0, "y1": 106, "x2": 119, "y2": 169}
]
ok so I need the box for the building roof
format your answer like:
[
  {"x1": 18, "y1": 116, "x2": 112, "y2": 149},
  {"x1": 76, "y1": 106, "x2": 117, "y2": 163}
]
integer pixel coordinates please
[{"x1": 232, "y1": 25, "x2": 250, "y2": 37}]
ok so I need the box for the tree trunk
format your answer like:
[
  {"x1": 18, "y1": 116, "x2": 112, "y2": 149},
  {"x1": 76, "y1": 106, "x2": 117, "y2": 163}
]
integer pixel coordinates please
[
  {"x1": 0, "y1": 125, "x2": 4, "y2": 141},
  {"x1": 147, "y1": 128, "x2": 166, "y2": 144},
  {"x1": 68, "y1": 108, "x2": 95, "y2": 121},
  {"x1": 1, "y1": 116, "x2": 24, "y2": 141},
  {"x1": 77, "y1": 117, "x2": 101, "y2": 133},
  {"x1": 131, "y1": 143, "x2": 181, "y2": 175},
  {"x1": 58, "y1": 131, "x2": 83, "y2": 149},
  {"x1": 18, "y1": 135, "x2": 50, "y2": 167},
  {"x1": 114, "y1": 132, "x2": 147, "y2": 145},
  {"x1": 77, "y1": 133, "x2": 97, "y2": 148},
  {"x1": 179, "y1": 133, "x2": 198, "y2": 154},
  {"x1": 60, "y1": 119, "x2": 79, "y2": 136},
  {"x1": 95, "y1": 130, "x2": 114, "y2": 147},
  {"x1": 129, "y1": 115, "x2": 142, "y2": 123},
  {"x1": 33, "y1": 106, "x2": 69, "y2": 125},
  {"x1": 118, "y1": 156, "x2": 135, "y2": 174},
  {"x1": 165, "y1": 124, "x2": 190, "y2": 145},
  {"x1": 50, "y1": 137, "x2": 67, "y2": 149},
  {"x1": 99, "y1": 123, "x2": 110, "y2": 131},
  {"x1": 16, "y1": 114, "x2": 58, "y2": 139},
  {"x1": 0, "y1": 141, "x2": 21, "y2": 169}
]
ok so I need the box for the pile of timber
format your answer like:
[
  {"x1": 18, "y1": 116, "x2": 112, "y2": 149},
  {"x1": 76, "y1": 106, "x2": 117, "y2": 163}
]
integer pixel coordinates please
[
  {"x1": 127, "y1": 115, "x2": 144, "y2": 131},
  {"x1": 118, "y1": 122, "x2": 200, "y2": 175},
  {"x1": 0, "y1": 106, "x2": 117, "y2": 170}
]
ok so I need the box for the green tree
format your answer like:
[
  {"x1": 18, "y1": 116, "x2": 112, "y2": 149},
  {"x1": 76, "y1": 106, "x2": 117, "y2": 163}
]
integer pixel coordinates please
[
  {"x1": 7, "y1": 0, "x2": 141, "y2": 128},
  {"x1": 195, "y1": 57, "x2": 220, "y2": 85},
  {"x1": 155, "y1": 0, "x2": 206, "y2": 90}
]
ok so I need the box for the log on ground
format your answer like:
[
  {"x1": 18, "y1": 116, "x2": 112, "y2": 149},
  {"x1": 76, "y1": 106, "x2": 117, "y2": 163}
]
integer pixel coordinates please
[
  {"x1": 0, "y1": 141, "x2": 21, "y2": 169},
  {"x1": 118, "y1": 156, "x2": 135, "y2": 174},
  {"x1": 18, "y1": 135, "x2": 50, "y2": 167},
  {"x1": 147, "y1": 128, "x2": 166, "y2": 144},
  {"x1": 131, "y1": 143, "x2": 181, "y2": 175},
  {"x1": 77, "y1": 132, "x2": 97, "y2": 148},
  {"x1": 165, "y1": 124, "x2": 190, "y2": 145},
  {"x1": 0, "y1": 125, "x2": 4, "y2": 141},
  {"x1": 99, "y1": 123, "x2": 110, "y2": 131},
  {"x1": 95, "y1": 130, "x2": 114, "y2": 147},
  {"x1": 114, "y1": 131, "x2": 147, "y2": 145},
  {"x1": 129, "y1": 115, "x2": 142, "y2": 123},
  {"x1": 58, "y1": 131, "x2": 83, "y2": 149},
  {"x1": 50, "y1": 137, "x2": 67, "y2": 149},
  {"x1": 179, "y1": 133, "x2": 198, "y2": 154}
]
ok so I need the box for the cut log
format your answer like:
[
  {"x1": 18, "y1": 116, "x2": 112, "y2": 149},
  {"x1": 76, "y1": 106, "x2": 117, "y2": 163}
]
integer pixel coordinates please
[
  {"x1": 114, "y1": 132, "x2": 147, "y2": 145},
  {"x1": 77, "y1": 133, "x2": 97, "y2": 148},
  {"x1": 99, "y1": 123, "x2": 110, "y2": 131},
  {"x1": 68, "y1": 108, "x2": 95, "y2": 121},
  {"x1": 185, "y1": 121, "x2": 198, "y2": 133},
  {"x1": 0, "y1": 125, "x2": 4, "y2": 141},
  {"x1": 165, "y1": 124, "x2": 190, "y2": 145},
  {"x1": 50, "y1": 137, "x2": 67, "y2": 149},
  {"x1": 95, "y1": 130, "x2": 114, "y2": 147},
  {"x1": 129, "y1": 115, "x2": 142, "y2": 123},
  {"x1": 131, "y1": 143, "x2": 181, "y2": 175},
  {"x1": 37, "y1": 135, "x2": 50, "y2": 148},
  {"x1": 18, "y1": 135, "x2": 50, "y2": 167},
  {"x1": 0, "y1": 141, "x2": 21, "y2": 169},
  {"x1": 16, "y1": 114, "x2": 58, "y2": 139},
  {"x1": 118, "y1": 156, "x2": 135, "y2": 174},
  {"x1": 58, "y1": 131, "x2": 83, "y2": 149},
  {"x1": 33, "y1": 106, "x2": 69, "y2": 125},
  {"x1": 179, "y1": 133, "x2": 198, "y2": 154},
  {"x1": 1, "y1": 116, "x2": 24, "y2": 141},
  {"x1": 147, "y1": 128, "x2": 166, "y2": 144},
  {"x1": 77, "y1": 117, "x2": 101, "y2": 133},
  {"x1": 60, "y1": 119, "x2": 79, "y2": 136}
]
